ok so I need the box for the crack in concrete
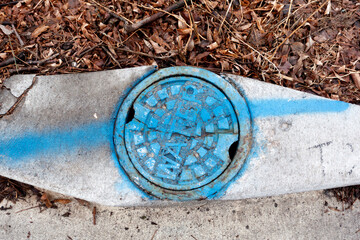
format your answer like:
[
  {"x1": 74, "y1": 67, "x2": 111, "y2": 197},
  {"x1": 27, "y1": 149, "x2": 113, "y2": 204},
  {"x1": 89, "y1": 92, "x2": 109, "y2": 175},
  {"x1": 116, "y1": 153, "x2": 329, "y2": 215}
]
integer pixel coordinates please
[{"x1": 0, "y1": 75, "x2": 37, "y2": 119}]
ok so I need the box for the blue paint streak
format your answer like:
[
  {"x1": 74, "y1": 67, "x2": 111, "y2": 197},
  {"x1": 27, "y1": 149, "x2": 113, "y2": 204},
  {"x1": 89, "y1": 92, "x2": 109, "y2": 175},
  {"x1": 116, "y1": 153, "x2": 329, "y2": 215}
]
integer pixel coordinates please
[
  {"x1": 248, "y1": 99, "x2": 349, "y2": 118},
  {"x1": 110, "y1": 66, "x2": 158, "y2": 199},
  {"x1": 210, "y1": 124, "x2": 263, "y2": 200},
  {"x1": 0, "y1": 121, "x2": 112, "y2": 162}
]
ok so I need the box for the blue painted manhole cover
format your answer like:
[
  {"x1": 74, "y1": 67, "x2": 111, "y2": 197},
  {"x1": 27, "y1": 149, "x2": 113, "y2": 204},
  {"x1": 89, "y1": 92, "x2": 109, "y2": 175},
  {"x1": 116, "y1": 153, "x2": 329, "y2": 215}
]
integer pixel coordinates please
[{"x1": 114, "y1": 67, "x2": 252, "y2": 200}]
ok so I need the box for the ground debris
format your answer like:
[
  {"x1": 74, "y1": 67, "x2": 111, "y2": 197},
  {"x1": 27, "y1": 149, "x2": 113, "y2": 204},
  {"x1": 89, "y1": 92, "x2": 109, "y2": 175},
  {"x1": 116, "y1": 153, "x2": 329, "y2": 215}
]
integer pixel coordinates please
[
  {"x1": 0, "y1": 0, "x2": 357, "y2": 104},
  {"x1": 0, "y1": 176, "x2": 41, "y2": 203},
  {"x1": 325, "y1": 185, "x2": 360, "y2": 210}
]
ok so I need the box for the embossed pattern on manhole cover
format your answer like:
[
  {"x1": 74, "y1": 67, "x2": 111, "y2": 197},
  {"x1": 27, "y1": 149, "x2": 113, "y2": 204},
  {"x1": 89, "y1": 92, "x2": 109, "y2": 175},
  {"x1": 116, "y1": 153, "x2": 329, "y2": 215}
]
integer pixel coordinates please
[
  {"x1": 114, "y1": 67, "x2": 252, "y2": 200},
  {"x1": 124, "y1": 77, "x2": 239, "y2": 190}
]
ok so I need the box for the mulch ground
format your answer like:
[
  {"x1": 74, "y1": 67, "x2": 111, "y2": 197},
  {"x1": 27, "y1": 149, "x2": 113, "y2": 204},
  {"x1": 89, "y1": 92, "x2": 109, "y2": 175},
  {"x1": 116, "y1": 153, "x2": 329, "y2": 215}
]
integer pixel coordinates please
[{"x1": 0, "y1": 0, "x2": 359, "y2": 207}]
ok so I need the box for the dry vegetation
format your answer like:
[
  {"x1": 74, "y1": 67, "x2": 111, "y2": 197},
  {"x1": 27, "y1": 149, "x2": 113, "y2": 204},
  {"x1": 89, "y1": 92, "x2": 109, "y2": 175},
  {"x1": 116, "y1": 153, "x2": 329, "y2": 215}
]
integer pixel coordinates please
[{"x1": 0, "y1": 0, "x2": 359, "y2": 206}]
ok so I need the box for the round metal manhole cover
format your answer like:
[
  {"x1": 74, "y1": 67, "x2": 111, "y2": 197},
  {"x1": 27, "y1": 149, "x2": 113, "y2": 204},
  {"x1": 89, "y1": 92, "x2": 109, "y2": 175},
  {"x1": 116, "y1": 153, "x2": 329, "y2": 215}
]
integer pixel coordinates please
[{"x1": 114, "y1": 67, "x2": 252, "y2": 200}]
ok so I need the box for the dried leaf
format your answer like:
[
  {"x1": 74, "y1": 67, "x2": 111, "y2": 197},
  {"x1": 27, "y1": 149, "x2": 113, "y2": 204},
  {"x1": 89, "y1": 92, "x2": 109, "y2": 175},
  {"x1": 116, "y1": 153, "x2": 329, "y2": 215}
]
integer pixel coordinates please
[
  {"x1": 187, "y1": 39, "x2": 195, "y2": 52},
  {"x1": 291, "y1": 42, "x2": 305, "y2": 53},
  {"x1": 177, "y1": 14, "x2": 187, "y2": 29},
  {"x1": 238, "y1": 23, "x2": 252, "y2": 31},
  {"x1": 75, "y1": 198, "x2": 90, "y2": 207},
  {"x1": 305, "y1": 36, "x2": 314, "y2": 51},
  {"x1": 0, "y1": 25, "x2": 13, "y2": 35},
  {"x1": 149, "y1": 40, "x2": 167, "y2": 54},
  {"x1": 279, "y1": 61, "x2": 292, "y2": 74},
  {"x1": 207, "y1": 42, "x2": 219, "y2": 50},
  {"x1": 178, "y1": 28, "x2": 192, "y2": 35},
  {"x1": 351, "y1": 73, "x2": 360, "y2": 90},
  {"x1": 0, "y1": 53, "x2": 7, "y2": 60},
  {"x1": 53, "y1": 199, "x2": 72, "y2": 204},
  {"x1": 315, "y1": 59, "x2": 323, "y2": 66},
  {"x1": 40, "y1": 193, "x2": 52, "y2": 208},
  {"x1": 31, "y1": 25, "x2": 49, "y2": 38},
  {"x1": 206, "y1": 0, "x2": 219, "y2": 10},
  {"x1": 325, "y1": 1, "x2": 331, "y2": 15},
  {"x1": 337, "y1": 65, "x2": 346, "y2": 73},
  {"x1": 143, "y1": 39, "x2": 153, "y2": 50}
]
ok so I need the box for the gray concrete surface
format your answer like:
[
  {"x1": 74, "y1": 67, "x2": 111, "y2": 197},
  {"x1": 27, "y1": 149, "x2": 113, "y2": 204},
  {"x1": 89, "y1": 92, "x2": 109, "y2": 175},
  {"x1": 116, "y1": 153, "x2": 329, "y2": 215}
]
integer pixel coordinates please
[
  {"x1": 3, "y1": 74, "x2": 35, "y2": 97},
  {"x1": 0, "y1": 88, "x2": 17, "y2": 115},
  {"x1": 0, "y1": 190, "x2": 359, "y2": 240},
  {"x1": 0, "y1": 67, "x2": 359, "y2": 206}
]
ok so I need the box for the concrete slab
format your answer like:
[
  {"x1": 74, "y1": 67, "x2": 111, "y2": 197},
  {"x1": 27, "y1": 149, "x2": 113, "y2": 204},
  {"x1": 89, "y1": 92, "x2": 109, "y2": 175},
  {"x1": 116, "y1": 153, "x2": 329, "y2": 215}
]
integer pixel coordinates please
[
  {"x1": 3, "y1": 74, "x2": 35, "y2": 97},
  {"x1": 0, "y1": 88, "x2": 17, "y2": 115},
  {"x1": 0, "y1": 66, "x2": 359, "y2": 206},
  {"x1": 0, "y1": 190, "x2": 359, "y2": 239}
]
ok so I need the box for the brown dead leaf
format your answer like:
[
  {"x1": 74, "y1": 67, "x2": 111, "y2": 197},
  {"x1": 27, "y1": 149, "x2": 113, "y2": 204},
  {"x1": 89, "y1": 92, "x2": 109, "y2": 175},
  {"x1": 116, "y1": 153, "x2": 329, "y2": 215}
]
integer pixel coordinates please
[
  {"x1": 293, "y1": 53, "x2": 309, "y2": 74},
  {"x1": 40, "y1": 193, "x2": 52, "y2": 208},
  {"x1": 291, "y1": 42, "x2": 305, "y2": 53},
  {"x1": 337, "y1": 65, "x2": 346, "y2": 73},
  {"x1": 351, "y1": 72, "x2": 360, "y2": 90},
  {"x1": 207, "y1": 42, "x2": 219, "y2": 50},
  {"x1": 238, "y1": 23, "x2": 253, "y2": 31},
  {"x1": 206, "y1": 0, "x2": 219, "y2": 10},
  {"x1": 325, "y1": 0, "x2": 332, "y2": 15},
  {"x1": 187, "y1": 39, "x2": 195, "y2": 52},
  {"x1": 279, "y1": 61, "x2": 292, "y2": 74},
  {"x1": 305, "y1": 35, "x2": 314, "y2": 51},
  {"x1": 53, "y1": 199, "x2": 72, "y2": 204},
  {"x1": 149, "y1": 40, "x2": 167, "y2": 54},
  {"x1": 178, "y1": 28, "x2": 192, "y2": 35},
  {"x1": 75, "y1": 198, "x2": 90, "y2": 207},
  {"x1": 0, "y1": 25, "x2": 13, "y2": 35},
  {"x1": 31, "y1": 25, "x2": 49, "y2": 38},
  {"x1": 0, "y1": 53, "x2": 7, "y2": 60},
  {"x1": 178, "y1": 14, "x2": 187, "y2": 29},
  {"x1": 69, "y1": 0, "x2": 80, "y2": 9}
]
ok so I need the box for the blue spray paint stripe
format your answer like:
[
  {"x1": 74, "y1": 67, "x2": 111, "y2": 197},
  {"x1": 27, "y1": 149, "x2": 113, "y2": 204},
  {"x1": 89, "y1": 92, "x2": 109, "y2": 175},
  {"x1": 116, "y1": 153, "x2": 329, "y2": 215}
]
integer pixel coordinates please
[
  {"x1": 0, "y1": 99, "x2": 349, "y2": 163},
  {"x1": 0, "y1": 121, "x2": 112, "y2": 162},
  {"x1": 248, "y1": 99, "x2": 349, "y2": 118}
]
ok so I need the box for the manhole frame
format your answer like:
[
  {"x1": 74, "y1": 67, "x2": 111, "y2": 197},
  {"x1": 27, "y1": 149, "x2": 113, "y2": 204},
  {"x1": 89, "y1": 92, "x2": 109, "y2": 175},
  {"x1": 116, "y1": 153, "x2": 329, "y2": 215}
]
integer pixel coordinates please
[{"x1": 113, "y1": 66, "x2": 252, "y2": 201}]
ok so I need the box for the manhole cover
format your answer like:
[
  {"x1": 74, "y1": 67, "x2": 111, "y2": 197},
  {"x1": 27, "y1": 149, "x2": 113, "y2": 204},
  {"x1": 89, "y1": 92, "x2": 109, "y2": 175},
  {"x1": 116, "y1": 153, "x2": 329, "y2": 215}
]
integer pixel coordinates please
[{"x1": 114, "y1": 67, "x2": 252, "y2": 200}]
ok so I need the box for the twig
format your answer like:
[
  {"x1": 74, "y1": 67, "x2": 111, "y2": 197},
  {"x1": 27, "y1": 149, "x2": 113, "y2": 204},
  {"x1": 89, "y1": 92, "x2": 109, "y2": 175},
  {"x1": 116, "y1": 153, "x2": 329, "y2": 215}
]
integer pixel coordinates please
[
  {"x1": 15, "y1": 204, "x2": 43, "y2": 214},
  {"x1": 124, "y1": 0, "x2": 186, "y2": 34},
  {"x1": 198, "y1": 4, "x2": 280, "y2": 73},
  {"x1": 127, "y1": 1, "x2": 192, "y2": 29},
  {"x1": 283, "y1": 0, "x2": 293, "y2": 31},
  {"x1": 9, "y1": 66, "x2": 39, "y2": 74},
  {"x1": 8, "y1": 36, "x2": 18, "y2": 72},
  {"x1": 0, "y1": 1, "x2": 20, "y2": 8},
  {"x1": 92, "y1": 207, "x2": 96, "y2": 225},
  {"x1": 150, "y1": 228, "x2": 159, "y2": 240},
  {"x1": 219, "y1": 0, "x2": 234, "y2": 33},
  {"x1": 26, "y1": 53, "x2": 60, "y2": 65},
  {"x1": 101, "y1": 46, "x2": 121, "y2": 68},
  {"x1": 270, "y1": 0, "x2": 330, "y2": 59},
  {"x1": 0, "y1": 52, "x2": 25, "y2": 68},
  {"x1": 11, "y1": 24, "x2": 24, "y2": 46},
  {"x1": 88, "y1": 0, "x2": 130, "y2": 23},
  {"x1": 116, "y1": 47, "x2": 177, "y2": 60},
  {"x1": 78, "y1": 44, "x2": 102, "y2": 58}
]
